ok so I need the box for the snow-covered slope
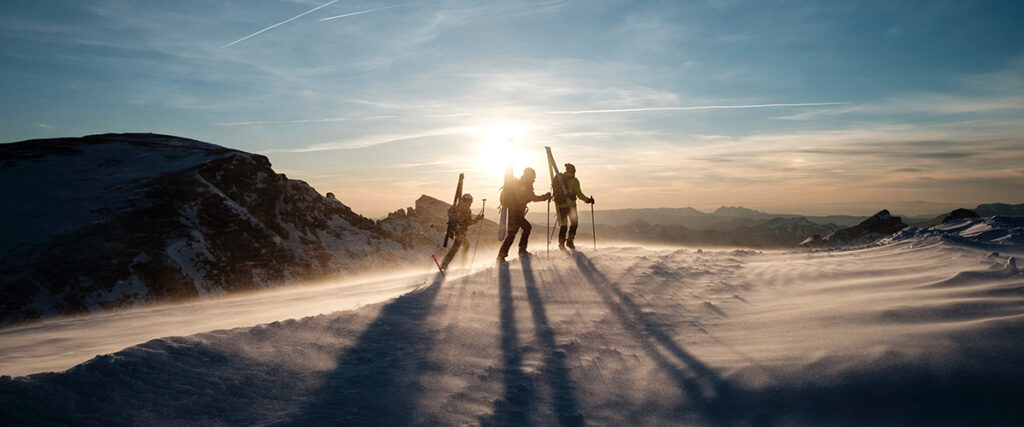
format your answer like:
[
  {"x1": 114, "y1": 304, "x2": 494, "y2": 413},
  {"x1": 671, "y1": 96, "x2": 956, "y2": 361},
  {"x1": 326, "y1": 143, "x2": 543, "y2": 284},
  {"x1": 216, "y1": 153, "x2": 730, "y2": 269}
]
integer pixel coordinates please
[
  {"x1": 2, "y1": 220, "x2": 1022, "y2": 425},
  {"x1": 0, "y1": 134, "x2": 461, "y2": 326}
]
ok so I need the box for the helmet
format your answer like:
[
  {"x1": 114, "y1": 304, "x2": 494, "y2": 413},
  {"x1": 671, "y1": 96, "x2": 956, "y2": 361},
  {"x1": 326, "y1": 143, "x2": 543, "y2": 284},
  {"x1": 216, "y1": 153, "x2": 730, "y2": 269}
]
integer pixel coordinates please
[
  {"x1": 564, "y1": 163, "x2": 576, "y2": 173},
  {"x1": 522, "y1": 167, "x2": 536, "y2": 180},
  {"x1": 461, "y1": 193, "x2": 473, "y2": 202}
]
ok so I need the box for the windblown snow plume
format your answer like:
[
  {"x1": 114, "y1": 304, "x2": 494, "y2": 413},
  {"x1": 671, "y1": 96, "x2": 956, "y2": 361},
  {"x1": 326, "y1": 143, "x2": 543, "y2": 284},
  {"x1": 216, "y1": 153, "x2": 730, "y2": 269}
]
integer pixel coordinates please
[{"x1": 2, "y1": 223, "x2": 1022, "y2": 425}]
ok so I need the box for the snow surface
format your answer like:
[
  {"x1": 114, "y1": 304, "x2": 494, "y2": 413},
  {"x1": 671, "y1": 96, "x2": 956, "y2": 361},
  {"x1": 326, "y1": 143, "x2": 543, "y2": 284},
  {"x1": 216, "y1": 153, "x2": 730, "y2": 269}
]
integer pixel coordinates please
[
  {"x1": 2, "y1": 218, "x2": 1023, "y2": 425},
  {"x1": 0, "y1": 269, "x2": 440, "y2": 377},
  {"x1": 0, "y1": 138, "x2": 230, "y2": 256}
]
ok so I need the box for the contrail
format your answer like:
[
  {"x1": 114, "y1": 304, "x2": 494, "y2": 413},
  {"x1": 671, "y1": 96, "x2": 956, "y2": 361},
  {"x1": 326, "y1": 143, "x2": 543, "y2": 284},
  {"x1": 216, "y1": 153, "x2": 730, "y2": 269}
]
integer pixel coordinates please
[
  {"x1": 319, "y1": 4, "x2": 409, "y2": 21},
  {"x1": 224, "y1": 0, "x2": 339, "y2": 48},
  {"x1": 548, "y1": 102, "x2": 850, "y2": 115}
]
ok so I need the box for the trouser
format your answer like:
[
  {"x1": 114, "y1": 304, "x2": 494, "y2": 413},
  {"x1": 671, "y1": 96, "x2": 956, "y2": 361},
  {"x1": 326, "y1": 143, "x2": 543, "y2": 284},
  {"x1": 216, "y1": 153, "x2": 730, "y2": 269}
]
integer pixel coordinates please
[
  {"x1": 498, "y1": 209, "x2": 530, "y2": 257},
  {"x1": 441, "y1": 233, "x2": 469, "y2": 269},
  {"x1": 557, "y1": 205, "x2": 579, "y2": 247}
]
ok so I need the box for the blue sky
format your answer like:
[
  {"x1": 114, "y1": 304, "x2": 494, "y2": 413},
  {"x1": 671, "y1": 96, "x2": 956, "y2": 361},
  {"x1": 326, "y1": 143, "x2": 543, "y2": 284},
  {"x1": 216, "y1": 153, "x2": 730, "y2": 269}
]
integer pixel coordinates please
[{"x1": 2, "y1": 0, "x2": 1022, "y2": 217}]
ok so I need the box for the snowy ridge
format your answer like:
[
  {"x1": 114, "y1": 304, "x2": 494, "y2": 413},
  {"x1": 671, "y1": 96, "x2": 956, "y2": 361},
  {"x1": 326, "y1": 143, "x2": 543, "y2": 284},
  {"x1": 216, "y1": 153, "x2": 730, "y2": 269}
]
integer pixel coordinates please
[{"x1": 881, "y1": 216, "x2": 1024, "y2": 248}]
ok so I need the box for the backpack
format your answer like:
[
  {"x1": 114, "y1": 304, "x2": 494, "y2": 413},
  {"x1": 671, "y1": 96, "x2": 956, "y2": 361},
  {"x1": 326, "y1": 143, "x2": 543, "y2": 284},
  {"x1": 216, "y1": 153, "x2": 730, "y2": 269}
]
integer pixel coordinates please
[
  {"x1": 551, "y1": 173, "x2": 568, "y2": 204},
  {"x1": 499, "y1": 178, "x2": 519, "y2": 208}
]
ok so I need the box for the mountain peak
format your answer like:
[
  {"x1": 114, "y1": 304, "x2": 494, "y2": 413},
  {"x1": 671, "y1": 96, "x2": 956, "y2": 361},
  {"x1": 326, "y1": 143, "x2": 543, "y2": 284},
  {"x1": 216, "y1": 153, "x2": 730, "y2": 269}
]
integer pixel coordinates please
[{"x1": 713, "y1": 206, "x2": 768, "y2": 218}]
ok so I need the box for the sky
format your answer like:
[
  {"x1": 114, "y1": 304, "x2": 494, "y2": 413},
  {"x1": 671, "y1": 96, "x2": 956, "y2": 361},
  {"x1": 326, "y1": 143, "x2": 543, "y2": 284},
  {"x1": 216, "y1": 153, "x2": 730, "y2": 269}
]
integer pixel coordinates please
[{"x1": 2, "y1": 0, "x2": 1023, "y2": 217}]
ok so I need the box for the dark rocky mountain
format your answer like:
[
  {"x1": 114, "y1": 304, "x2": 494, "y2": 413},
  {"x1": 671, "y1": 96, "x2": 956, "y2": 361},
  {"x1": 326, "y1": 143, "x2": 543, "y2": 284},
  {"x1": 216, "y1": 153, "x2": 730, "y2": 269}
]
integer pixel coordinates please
[
  {"x1": 942, "y1": 208, "x2": 981, "y2": 223},
  {"x1": 0, "y1": 133, "x2": 488, "y2": 326},
  {"x1": 800, "y1": 210, "x2": 908, "y2": 248}
]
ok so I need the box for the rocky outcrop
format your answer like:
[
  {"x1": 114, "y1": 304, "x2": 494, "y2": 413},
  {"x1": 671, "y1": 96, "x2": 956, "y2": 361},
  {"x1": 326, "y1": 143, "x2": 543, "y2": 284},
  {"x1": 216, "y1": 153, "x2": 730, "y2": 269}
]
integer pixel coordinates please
[
  {"x1": 378, "y1": 195, "x2": 499, "y2": 251},
  {"x1": 800, "y1": 209, "x2": 908, "y2": 248},
  {"x1": 942, "y1": 208, "x2": 980, "y2": 224}
]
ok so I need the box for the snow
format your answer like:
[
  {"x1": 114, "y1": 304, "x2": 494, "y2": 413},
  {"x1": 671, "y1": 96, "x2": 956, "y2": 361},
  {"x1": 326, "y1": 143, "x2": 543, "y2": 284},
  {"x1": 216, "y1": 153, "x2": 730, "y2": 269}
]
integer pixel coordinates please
[
  {"x1": 0, "y1": 269, "x2": 441, "y2": 377},
  {"x1": 882, "y1": 216, "x2": 1024, "y2": 247},
  {"x1": 0, "y1": 138, "x2": 227, "y2": 257},
  {"x1": 2, "y1": 221, "x2": 1023, "y2": 424}
]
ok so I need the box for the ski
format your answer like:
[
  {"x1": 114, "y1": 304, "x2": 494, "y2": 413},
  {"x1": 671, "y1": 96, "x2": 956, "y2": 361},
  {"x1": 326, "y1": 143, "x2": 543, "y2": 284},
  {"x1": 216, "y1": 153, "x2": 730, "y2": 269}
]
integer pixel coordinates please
[
  {"x1": 443, "y1": 173, "x2": 464, "y2": 248},
  {"x1": 545, "y1": 146, "x2": 569, "y2": 225},
  {"x1": 497, "y1": 139, "x2": 514, "y2": 241}
]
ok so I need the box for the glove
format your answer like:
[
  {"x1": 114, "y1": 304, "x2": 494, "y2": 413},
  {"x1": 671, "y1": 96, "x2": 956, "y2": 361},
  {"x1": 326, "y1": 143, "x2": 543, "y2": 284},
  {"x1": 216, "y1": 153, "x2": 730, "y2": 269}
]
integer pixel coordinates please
[
  {"x1": 544, "y1": 192, "x2": 552, "y2": 201},
  {"x1": 587, "y1": 196, "x2": 595, "y2": 204},
  {"x1": 476, "y1": 213, "x2": 484, "y2": 220}
]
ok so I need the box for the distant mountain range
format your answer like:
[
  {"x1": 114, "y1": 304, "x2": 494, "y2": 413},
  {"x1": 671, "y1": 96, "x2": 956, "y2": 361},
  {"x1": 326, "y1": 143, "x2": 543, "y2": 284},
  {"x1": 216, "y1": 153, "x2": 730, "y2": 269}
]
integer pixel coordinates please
[{"x1": 531, "y1": 203, "x2": 1023, "y2": 249}]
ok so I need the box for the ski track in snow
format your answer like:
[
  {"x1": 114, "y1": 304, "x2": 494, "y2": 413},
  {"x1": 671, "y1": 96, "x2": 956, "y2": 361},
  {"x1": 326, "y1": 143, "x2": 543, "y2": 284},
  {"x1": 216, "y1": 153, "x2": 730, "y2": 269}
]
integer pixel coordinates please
[{"x1": 2, "y1": 230, "x2": 1024, "y2": 425}]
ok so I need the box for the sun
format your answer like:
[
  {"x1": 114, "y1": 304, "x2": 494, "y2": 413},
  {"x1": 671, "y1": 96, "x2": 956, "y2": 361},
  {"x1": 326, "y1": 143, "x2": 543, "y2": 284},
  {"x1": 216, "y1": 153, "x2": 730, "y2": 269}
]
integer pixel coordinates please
[{"x1": 476, "y1": 123, "x2": 531, "y2": 177}]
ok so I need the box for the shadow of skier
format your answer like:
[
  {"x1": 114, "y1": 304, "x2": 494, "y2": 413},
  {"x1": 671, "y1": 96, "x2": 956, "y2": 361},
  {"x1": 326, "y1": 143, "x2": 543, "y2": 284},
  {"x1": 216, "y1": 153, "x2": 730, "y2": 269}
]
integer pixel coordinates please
[
  {"x1": 280, "y1": 272, "x2": 445, "y2": 426},
  {"x1": 483, "y1": 261, "x2": 534, "y2": 426},
  {"x1": 520, "y1": 255, "x2": 585, "y2": 427},
  {"x1": 570, "y1": 252, "x2": 734, "y2": 418}
]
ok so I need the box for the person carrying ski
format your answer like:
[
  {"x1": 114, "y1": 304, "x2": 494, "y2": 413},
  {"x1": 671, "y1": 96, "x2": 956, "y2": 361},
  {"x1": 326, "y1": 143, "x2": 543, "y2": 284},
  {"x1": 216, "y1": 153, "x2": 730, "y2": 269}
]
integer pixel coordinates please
[
  {"x1": 497, "y1": 167, "x2": 551, "y2": 262},
  {"x1": 441, "y1": 193, "x2": 485, "y2": 271},
  {"x1": 554, "y1": 162, "x2": 594, "y2": 250}
]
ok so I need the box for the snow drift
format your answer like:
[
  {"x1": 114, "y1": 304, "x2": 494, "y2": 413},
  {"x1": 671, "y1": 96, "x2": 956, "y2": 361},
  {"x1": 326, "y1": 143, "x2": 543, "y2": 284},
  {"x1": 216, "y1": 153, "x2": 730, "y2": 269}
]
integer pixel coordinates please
[{"x1": 2, "y1": 217, "x2": 1022, "y2": 425}]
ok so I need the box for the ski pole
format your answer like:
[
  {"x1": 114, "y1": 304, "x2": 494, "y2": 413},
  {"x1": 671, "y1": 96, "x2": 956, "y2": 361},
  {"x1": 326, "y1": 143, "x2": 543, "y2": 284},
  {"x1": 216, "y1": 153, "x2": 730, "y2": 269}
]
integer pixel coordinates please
[
  {"x1": 591, "y1": 201, "x2": 597, "y2": 251},
  {"x1": 470, "y1": 199, "x2": 486, "y2": 267},
  {"x1": 546, "y1": 198, "x2": 550, "y2": 256},
  {"x1": 433, "y1": 255, "x2": 445, "y2": 278}
]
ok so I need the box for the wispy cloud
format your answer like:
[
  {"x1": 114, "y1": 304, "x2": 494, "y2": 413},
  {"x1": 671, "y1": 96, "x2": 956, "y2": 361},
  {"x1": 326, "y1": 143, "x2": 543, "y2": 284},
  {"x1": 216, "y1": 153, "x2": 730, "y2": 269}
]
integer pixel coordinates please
[
  {"x1": 216, "y1": 115, "x2": 396, "y2": 126},
  {"x1": 548, "y1": 102, "x2": 850, "y2": 115},
  {"x1": 264, "y1": 125, "x2": 475, "y2": 152},
  {"x1": 319, "y1": 4, "x2": 410, "y2": 22},
  {"x1": 389, "y1": 160, "x2": 450, "y2": 169},
  {"x1": 223, "y1": 0, "x2": 339, "y2": 48}
]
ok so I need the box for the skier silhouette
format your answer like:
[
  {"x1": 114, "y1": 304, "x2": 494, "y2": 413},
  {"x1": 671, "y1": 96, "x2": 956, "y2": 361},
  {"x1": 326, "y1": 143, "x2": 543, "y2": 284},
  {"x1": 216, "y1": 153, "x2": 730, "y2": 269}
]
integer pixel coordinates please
[
  {"x1": 497, "y1": 167, "x2": 551, "y2": 262},
  {"x1": 554, "y1": 163, "x2": 594, "y2": 250},
  {"x1": 440, "y1": 193, "x2": 484, "y2": 271}
]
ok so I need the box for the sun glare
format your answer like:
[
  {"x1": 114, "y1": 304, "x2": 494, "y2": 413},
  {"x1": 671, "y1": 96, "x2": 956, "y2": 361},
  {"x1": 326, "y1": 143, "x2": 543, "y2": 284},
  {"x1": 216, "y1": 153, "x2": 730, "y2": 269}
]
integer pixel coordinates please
[{"x1": 477, "y1": 123, "x2": 531, "y2": 178}]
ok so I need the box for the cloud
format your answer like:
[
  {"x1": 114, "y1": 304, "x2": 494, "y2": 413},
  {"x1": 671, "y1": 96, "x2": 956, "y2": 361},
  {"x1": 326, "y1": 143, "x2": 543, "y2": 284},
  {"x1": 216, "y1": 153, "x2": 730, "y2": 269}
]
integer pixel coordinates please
[
  {"x1": 548, "y1": 102, "x2": 850, "y2": 115},
  {"x1": 215, "y1": 115, "x2": 397, "y2": 126},
  {"x1": 389, "y1": 160, "x2": 451, "y2": 169},
  {"x1": 223, "y1": 0, "x2": 339, "y2": 48},
  {"x1": 263, "y1": 125, "x2": 476, "y2": 152},
  {"x1": 319, "y1": 4, "x2": 410, "y2": 22}
]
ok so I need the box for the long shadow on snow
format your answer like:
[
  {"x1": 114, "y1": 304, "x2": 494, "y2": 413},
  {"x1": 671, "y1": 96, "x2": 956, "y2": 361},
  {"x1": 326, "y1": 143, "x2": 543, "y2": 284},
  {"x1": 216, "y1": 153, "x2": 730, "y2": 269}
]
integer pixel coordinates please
[
  {"x1": 572, "y1": 252, "x2": 1024, "y2": 426},
  {"x1": 519, "y1": 255, "x2": 585, "y2": 427},
  {"x1": 570, "y1": 252, "x2": 730, "y2": 415},
  {"x1": 495, "y1": 254, "x2": 585, "y2": 423},
  {"x1": 281, "y1": 272, "x2": 445, "y2": 426},
  {"x1": 483, "y1": 261, "x2": 534, "y2": 426}
]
